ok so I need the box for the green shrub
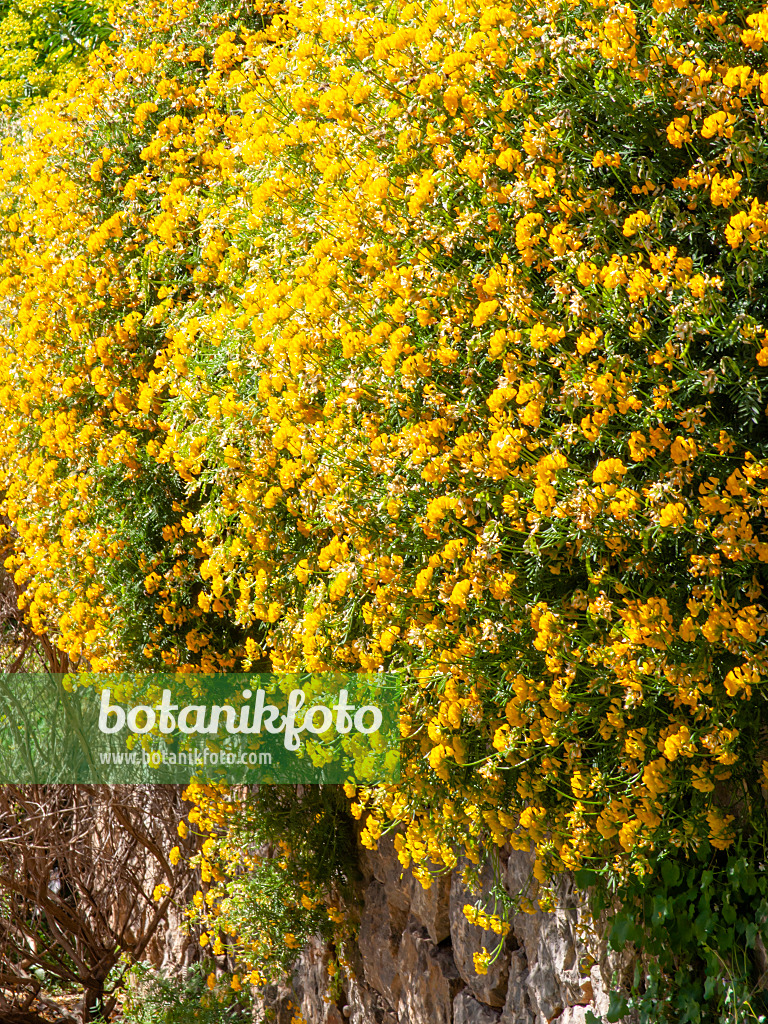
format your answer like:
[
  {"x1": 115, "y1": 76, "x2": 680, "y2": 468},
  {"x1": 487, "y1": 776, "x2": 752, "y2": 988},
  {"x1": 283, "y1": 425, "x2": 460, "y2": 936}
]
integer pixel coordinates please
[
  {"x1": 183, "y1": 784, "x2": 359, "y2": 985},
  {"x1": 123, "y1": 961, "x2": 249, "y2": 1024}
]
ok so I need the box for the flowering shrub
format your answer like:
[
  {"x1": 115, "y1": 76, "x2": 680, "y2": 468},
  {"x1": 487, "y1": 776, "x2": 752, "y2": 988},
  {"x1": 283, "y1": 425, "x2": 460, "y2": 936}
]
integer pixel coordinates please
[
  {"x1": 3, "y1": 0, "x2": 768, "y2": 1012},
  {"x1": 180, "y1": 783, "x2": 358, "y2": 986},
  {"x1": 0, "y1": 0, "x2": 111, "y2": 109}
]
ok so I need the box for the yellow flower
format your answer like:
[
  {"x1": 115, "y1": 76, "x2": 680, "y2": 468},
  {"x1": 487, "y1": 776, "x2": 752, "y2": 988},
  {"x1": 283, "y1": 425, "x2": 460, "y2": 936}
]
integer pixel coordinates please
[
  {"x1": 659, "y1": 502, "x2": 686, "y2": 528},
  {"x1": 473, "y1": 300, "x2": 499, "y2": 327},
  {"x1": 662, "y1": 725, "x2": 694, "y2": 761},
  {"x1": 710, "y1": 172, "x2": 742, "y2": 208},
  {"x1": 706, "y1": 809, "x2": 735, "y2": 850},
  {"x1": 622, "y1": 210, "x2": 651, "y2": 237},
  {"x1": 472, "y1": 949, "x2": 491, "y2": 975},
  {"x1": 670, "y1": 436, "x2": 697, "y2": 463},
  {"x1": 642, "y1": 758, "x2": 669, "y2": 796},
  {"x1": 592, "y1": 458, "x2": 626, "y2": 483},
  {"x1": 666, "y1": 115, "x2": 692, "y2": 147},
  {"x1": 449, "y1": 580, "x2": 472, "y2": 608},
  {"x1": 618, "y1": 819, "x2": 642, "y2": 852},
  {"x1": 571, "y1": 770, "x2": 592, "y2": 799},
  {"x1": 443, "y1": 86, "x2": 461, "y2": 116}
]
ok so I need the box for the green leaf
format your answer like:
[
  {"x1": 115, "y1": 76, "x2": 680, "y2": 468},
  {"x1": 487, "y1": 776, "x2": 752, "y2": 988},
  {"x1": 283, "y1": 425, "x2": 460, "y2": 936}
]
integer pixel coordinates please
[
  {"x1": 609, "y1": 913, "x2": 640, "y2": 951},
  {"x1": 703, "y1": 971, "x2": 718, "y2": 1001},
  {"x1": 661, "y1": 859, "x2": 680, "y2": 889},
  {"x1": 575, "y1": 868, "x2": 598, "y2": 888},
  {"x1": 693, "y1": 909, "x2": 713, "y2": 942},
  {"x1": 606, "y1": 991, "x2": 629, "y2": 1023},
  {"x1": 652, "y1": 894, "x2": 670, "y2": 925}
]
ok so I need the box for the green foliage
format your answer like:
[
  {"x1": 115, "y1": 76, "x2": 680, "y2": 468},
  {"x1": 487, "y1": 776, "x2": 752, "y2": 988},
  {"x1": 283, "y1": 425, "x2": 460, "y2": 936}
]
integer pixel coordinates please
[
  {"x1": 242, "y1": 785, "x2": 360, "y2": 895},
  {"x1": 0, "y1": 0, "x2": 112, "y2": 110},
  {"x1": 122, "y1": 961, "x2": 249, "y2": 1023},
  {"x1": 584, "y1": 836, "x2": 768, "y2": 1024},
  {"x1": 189, "y1": 785, "x2": 360, "y2": 984}
]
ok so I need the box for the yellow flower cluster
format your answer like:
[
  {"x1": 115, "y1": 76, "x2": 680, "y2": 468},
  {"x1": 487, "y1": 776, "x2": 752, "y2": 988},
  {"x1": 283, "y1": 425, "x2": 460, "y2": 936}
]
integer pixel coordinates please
[{"x1": 463, "y1": 904, "x2": 511, "y2": 936}]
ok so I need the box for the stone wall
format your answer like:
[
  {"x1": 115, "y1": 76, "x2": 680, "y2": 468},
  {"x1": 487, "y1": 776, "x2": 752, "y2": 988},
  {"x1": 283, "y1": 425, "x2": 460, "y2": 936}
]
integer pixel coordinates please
[{"x1": 254, "y1": 833, "x2": 631, "y2": 1024}]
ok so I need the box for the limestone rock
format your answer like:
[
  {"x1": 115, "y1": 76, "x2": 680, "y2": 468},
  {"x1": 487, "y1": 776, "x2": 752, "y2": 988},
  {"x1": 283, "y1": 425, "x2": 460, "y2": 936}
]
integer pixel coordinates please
[
  {"x1": 361, "y1": 828, "x2": 450, "y2": 945},
  {"x1": 396, "y1": 920, "x2": 463, "y2": 1024},
  {"x1": 344, "y1": 966, "x2": 398, "y2": 1024},
  {"x1": 454, "y1": 990, "x2": 503, "y2": 1024},
  {"x1": 499, "y1": 950, "x2": 535, "y2": 1024},
  {"x1": 450, "y1": 856, "x2": 514, "y2": 1007},
  {"x1": 290, "y1": 937, "x2": 337, "y2": 1024},
  {"x1": 555, "y1": 1006, "x2": 600, "y2": 1024},
  {"x1": 358, "y1": 880, "x2": 408, "y2": 1001},
  {"x1": 359, "y1": 830, "x2": 412, "y2": 918},
  {"x1": 411, "y1": 868, "x2": 452, "y2": 944},
  {"x1": 251, "y1": 982, "x2": 297, "y2": 1024},
  {"x1": 505, "y1": 851, "x2": 621, "y2": 1024},
  {"x1": 262, "y1": 834, "x2": 628, "y2": 1024}
]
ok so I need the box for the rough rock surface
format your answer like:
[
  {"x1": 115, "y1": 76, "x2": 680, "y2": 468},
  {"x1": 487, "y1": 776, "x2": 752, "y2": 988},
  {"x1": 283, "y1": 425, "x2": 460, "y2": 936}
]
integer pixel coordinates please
[
  {"x1": 252, "y1": 834, "x2": 628, "y2": 1024},
  {"x1": 454, "y1": 990, "x2": 502, "y2": 1024},
  {"x1": 396, "y1": 920, "x2": 463, "y2": 1024}
]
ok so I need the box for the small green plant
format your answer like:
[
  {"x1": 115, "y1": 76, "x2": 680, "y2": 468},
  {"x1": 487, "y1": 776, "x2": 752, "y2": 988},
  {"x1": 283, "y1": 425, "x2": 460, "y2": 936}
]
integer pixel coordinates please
[
  {"x1": 579, "y1": 835, "x2": 768, "y2": 1024},
  {"x1": 122, "y1": 961, "x2": 249, "y2": 1024}
]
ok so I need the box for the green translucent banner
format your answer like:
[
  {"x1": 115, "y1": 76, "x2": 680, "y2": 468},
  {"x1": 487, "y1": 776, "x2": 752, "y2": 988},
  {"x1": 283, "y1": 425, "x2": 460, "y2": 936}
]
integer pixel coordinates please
[{"x1": 0, "y1": 673, "x2": 401, "y2": 784}]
